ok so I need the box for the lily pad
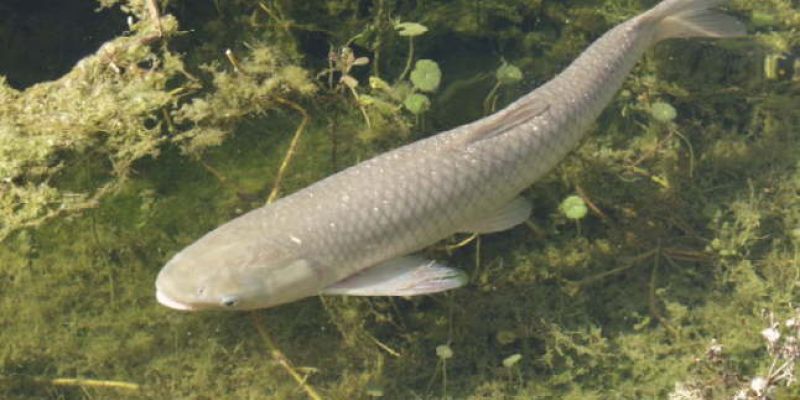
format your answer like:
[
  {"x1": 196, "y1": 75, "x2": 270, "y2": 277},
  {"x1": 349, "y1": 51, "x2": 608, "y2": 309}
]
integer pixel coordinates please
[
  {"x1": 496, "y1": 63, "x2": 523, "y2": 85},
  {"x1": 410, "y1": 59, "x2": 441, "y2": 93},
  {"x1": 403, "y1": 93, "x2": 430, "y2": 115},
  {"x1": 649, "y1": 101, "x2": 677, "y2": 123},
  {"x1": 560, "y1": 195, "x2": 588, "y2": 220}
]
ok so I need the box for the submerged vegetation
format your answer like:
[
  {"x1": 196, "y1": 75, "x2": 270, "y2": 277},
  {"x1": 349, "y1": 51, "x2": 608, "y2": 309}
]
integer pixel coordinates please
[{"x1": 1, "y1": 0, "x2": 799, "y2": 399}]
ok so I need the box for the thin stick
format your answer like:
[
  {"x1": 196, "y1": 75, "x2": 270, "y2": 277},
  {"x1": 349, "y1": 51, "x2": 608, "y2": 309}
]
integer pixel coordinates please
[
  {"x1": 442, "y1": 233, "x2": 477, "y2": 253},
  {"x1": 671, "y1": 128, "x2": 695, "y2": 178},
  {"x1": 575, "y1": 184, "x2": 609, "y2": 221},
  {"x1": 50, "y1": 378, "x2": 140, "y2": 391},
  {"x1": 146, "y1": 0, "x2": 163, "y2": 37},
  {"x1": 648, "y1": 244, "x2": 679, "y2": 338},
  {"x1": 365, "y1": 332, "x2": 401, "y2": 357},
  {"x1": 346, "y1": 85, "x2": 372, "y2": 129},
  {"x1": 249, "y1": 313, "x2": 323, "y2": 400},
  {"x1": 267, "y1": 97, "x2": 310, "y2": 204},
  {"x1": 224, "y1": 49, "x2": 244, "y2": 74},
  {"x1": 565, "y1": 249, "x2": 657, "y2": 295},
  {"x1": 0, "y1": 375, "x2": 140, "y2": 391},
  {"x1": 471, "y1": 236, "x2": 482, "y2": 284},
  {"x1": 396, "y1": 37, "x2": 415, "y2": 83},
  {"x1": 249, "y1": 120, "x2": 322, "y2": 400}
]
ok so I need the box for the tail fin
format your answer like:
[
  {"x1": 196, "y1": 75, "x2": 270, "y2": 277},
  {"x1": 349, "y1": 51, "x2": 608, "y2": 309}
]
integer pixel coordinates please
[{"x1": 645, "y1": 0, "x2": 746, "y2": 42}]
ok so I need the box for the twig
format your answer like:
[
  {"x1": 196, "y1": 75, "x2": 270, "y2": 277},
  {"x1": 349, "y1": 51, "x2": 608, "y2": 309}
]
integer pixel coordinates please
[
  {"x1": 365, "y1": 332, "x2": 401, "y2": 357},
  {"x1": 575, "y1": 184, "x2": 609, "y2": 221},
  {"x1": 267, "y1": 97, "x2": 310, "y2": 204},
  {"x1": 471, "y1": 236, "x2": 482, "y2": 284},
  {"x1": 224, "y1": 49, "x2": 244, "y2": 74},
  {"x1": 249, "y1": 313, "x2": 323, "y2": 400},
  {"x1": 564, "y1": 249, "x2": 657, "y2": 295},
  {"x1": 396, "y1": 37, "x2": 415, "y2": 83},
  {"x1": 648, "y1": 245, "x2": 679, "y2": 338},
  {"x1": 146, "y1": 0, "x2": 163, "y2": 37},
  {"x1": 671, "y1": 128, "x2": 695, "y2": 179},
  {"x1": 0, "y1": 375, "x2": 139, "y2": 391},
  {"x1": 248, "y1": 122, "x2": 321, "y2": 399},
  {"x1": 442, "y1": 233, "x2": 478, "y2": 253}
]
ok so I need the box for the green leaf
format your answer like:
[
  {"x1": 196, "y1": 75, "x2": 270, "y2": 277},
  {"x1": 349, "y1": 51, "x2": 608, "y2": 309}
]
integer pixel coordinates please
[
  {"x1": 369, "y1": 76, "x2": 392, "y2": 92},
  {"x1": 559, "y1": 195, "x2": 588, "y2": 220},
  {"x1": 395, "y1": 22, "x2": 429, "y2": 37},
  {"x1": 403, "y1": 93, "x2": 430, "y2": 115},
  {"x1": 496, "y1": 63, "x2": 523, "y2": 85},
  {"x1": 340, "y1": 75, "x2": 358, "y2": 88},
  {"x1": 649, "y1": 101, "x2": 677, "y2": 123},
  {"x1": 410, "y1": 59, "x2": 441, "y2": 93}
]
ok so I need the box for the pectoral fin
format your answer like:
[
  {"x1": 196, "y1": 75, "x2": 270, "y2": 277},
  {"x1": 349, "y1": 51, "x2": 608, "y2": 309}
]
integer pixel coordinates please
[
  {"x1": 322, "y1": 256, "x2": 467, "y2": 296},
  {"x1": 459, "y1": 196, "x2": 532, "y2": 234}
]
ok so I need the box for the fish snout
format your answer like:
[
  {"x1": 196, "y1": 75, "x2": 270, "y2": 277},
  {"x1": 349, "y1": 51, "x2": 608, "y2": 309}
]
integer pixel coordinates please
[
  {"x1": 155, "y1": 287, "x2": 197, "y2": 311},
  {"x1": 154, "y1": 260, "x2": 207, "y2": 311}
]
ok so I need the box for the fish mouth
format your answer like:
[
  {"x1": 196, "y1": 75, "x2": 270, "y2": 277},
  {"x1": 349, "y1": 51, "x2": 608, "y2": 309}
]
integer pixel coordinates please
[{"x1": 156, "y1": 289, "x2": 197, "y2": 311}]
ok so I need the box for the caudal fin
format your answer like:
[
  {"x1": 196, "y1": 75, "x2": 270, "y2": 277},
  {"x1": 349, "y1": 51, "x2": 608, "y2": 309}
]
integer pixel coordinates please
[{"x1": 645, "y1": 0, "x2": 746, "y2": 42}]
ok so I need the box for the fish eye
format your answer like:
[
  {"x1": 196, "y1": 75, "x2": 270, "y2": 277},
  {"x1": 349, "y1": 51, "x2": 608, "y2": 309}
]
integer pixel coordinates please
[{"x1": 221, "y1": 296, "x2": 238, "y2": 307}]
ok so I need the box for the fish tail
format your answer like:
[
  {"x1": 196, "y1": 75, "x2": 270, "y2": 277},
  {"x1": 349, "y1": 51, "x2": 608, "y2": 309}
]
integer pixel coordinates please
[{"x1": 644, "y1": 0, "x2": 746, "y2": 43}]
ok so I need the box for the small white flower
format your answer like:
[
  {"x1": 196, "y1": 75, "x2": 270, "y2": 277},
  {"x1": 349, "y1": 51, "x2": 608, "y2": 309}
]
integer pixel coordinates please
[
  {"x1": 762, "y1": 326, "x2": 781, "y2": 345},
  {"x1": 750, "y1": 376, "x2": 768, "y2": 395},
  {"x1": 708, "y1": 339, "x2": 723, "y2": 359},
  {"x1": 732, "y1": 389, "x2": 748, "y2": 400}
]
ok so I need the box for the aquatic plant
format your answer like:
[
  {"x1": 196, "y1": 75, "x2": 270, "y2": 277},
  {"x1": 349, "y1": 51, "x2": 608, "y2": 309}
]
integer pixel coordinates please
[
  {"x1": 0, "y1": 0, "x2": 314, "y2": 242},
  {"x1": 484, "y1": 61, "x2": 524, "y2": 113},
  {"x1": 649, "y1": 101, "x2": 678, "y2": 123},
  {"x1": 559, "y1": 195, "x2": 589, "y2": 221},
  {"x1": 403, "y1": 92, "x2": 431, "y2": 115}
]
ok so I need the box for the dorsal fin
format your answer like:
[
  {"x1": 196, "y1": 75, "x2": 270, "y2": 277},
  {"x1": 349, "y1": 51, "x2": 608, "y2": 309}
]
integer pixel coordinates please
[{"x1": 457, "y1": 97, "x2": 550, "y2": 145}]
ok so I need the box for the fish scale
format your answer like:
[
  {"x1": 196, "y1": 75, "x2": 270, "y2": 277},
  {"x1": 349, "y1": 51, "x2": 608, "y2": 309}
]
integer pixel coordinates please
[{"x1": 155, "y1": 0, "x2": 745, "y2": 311}]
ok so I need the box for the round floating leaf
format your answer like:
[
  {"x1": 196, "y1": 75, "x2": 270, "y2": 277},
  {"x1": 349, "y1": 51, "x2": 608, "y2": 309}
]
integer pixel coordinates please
[
  {"x1": 649, "y1": 101, "x2": 677, "y2": 123},
  {"x1": 410, "y1": 59, "x2": 441, "y2": 92},
  {"x1": 560, "y1": 195, "x2": 588, "y2": 220},
  {"x1": 403, "y1": 93, "x2": 430, "y2": 115},
  {"x1": 395, "y1": 22, "x2": 429, "y2": 37},
  {"x1": 435, "y1": 344, "x2": 453, "y2": 359},
  {"x1": 496, "y1": 63, "x2": 523, "y2": 85}
]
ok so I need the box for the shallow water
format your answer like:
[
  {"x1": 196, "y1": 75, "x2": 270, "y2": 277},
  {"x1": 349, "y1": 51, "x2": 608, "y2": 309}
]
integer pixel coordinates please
[{"x1": 2, "y1": 1, "x2": 799, "y2": 399}]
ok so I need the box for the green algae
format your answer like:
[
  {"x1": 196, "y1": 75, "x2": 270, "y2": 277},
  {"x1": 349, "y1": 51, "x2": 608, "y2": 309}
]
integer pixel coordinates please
[{"x1": 2, "y1": 0, "x2": 800, "y2": 399}]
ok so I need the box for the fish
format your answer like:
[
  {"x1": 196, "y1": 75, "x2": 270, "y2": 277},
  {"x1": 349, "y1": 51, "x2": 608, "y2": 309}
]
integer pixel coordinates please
[{"x1": 155, "y1": 0, "x2": 745, "y2": 311}]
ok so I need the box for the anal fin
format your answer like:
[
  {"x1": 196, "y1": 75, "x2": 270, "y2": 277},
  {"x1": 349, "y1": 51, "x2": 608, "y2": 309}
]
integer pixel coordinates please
[{"x1": 322, "y1": 256, "x2": 467, "y2": 297}]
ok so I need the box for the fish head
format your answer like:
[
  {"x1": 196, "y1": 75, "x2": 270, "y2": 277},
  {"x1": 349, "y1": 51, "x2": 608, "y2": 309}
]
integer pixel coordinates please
[{"x1": 155, "y1": 228, "x2": 324, "y2": 311}]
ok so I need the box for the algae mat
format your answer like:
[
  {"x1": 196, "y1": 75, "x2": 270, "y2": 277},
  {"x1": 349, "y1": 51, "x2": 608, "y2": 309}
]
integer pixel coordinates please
[{"x1": 2, "y1": 0, "x2": 800, "y2": 399}]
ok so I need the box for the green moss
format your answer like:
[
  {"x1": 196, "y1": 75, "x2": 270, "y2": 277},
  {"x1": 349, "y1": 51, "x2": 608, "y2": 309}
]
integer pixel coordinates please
[{"x1": 0, "y1": 1, "x2": 314, "y2": 242}]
